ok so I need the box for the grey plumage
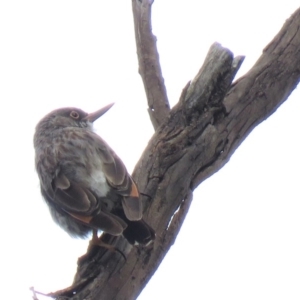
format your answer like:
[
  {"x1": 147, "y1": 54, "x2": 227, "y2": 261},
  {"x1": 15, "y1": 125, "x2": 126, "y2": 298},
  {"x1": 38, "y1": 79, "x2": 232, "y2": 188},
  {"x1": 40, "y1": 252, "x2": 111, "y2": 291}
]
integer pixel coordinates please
[{"x1": 34, "y1": 104, "x2": 155, "y2": 245}]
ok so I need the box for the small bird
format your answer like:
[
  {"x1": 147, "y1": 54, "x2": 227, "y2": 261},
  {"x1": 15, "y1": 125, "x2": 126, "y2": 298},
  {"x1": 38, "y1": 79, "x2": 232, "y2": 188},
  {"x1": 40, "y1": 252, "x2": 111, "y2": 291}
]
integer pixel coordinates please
[{"x1": 34, "y1": 103, "x2": 155, "y2": 246}]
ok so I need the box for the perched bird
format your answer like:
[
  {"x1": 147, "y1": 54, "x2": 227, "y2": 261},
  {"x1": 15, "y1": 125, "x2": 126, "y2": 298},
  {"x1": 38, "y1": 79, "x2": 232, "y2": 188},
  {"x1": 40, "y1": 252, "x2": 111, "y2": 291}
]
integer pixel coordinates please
[{"x1": 34, "y1": 103, "x2": 155, "y2": 246}]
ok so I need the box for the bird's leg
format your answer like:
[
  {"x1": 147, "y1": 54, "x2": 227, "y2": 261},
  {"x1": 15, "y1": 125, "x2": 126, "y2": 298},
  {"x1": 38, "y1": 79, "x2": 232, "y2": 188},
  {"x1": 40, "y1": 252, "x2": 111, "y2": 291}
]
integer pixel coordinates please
[{"x1": 88, "y1": 229, "x2": 126, "y2": 260}]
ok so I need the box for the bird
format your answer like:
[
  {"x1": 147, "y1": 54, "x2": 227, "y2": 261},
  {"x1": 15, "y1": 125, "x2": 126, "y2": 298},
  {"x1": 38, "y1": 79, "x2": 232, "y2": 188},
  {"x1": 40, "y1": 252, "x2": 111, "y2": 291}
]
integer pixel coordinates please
[{"x1": 34, "y1": 103, "x2": 155, "y2": 246}]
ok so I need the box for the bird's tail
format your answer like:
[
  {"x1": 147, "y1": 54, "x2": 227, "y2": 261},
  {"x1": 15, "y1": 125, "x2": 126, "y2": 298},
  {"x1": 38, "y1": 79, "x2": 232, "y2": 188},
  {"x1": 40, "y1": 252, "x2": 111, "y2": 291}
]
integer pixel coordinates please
[
  {"x1": 123, "y1": 219, "x2": 155, "y2": 246},
  {"x1": 114, "y1": 209, "x2": 155, "y2": 246}
]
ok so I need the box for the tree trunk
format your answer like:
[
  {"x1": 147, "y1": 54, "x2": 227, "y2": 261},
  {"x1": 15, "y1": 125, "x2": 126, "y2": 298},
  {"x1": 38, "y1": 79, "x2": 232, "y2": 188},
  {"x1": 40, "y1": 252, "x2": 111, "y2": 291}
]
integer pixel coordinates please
[{"x1": 46, "y1": 3, "x2": 300, "y2": 300}]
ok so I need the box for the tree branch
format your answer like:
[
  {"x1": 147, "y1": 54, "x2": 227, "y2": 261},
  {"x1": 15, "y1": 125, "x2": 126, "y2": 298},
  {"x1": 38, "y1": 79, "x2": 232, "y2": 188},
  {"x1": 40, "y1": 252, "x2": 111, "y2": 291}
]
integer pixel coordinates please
[
  {"x1": 132, "y1": 0, "x2": 170, "y2": 129},
  {"x1": 50, "y1": 6, "x2": 300, "y2": 300}
]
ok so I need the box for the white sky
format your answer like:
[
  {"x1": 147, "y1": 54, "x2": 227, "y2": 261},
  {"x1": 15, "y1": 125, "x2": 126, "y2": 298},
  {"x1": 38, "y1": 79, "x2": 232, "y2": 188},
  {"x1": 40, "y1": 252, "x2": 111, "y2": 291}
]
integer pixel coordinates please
[{"x1": 1, "y1": 1, "x2": 300, "y2": 299}]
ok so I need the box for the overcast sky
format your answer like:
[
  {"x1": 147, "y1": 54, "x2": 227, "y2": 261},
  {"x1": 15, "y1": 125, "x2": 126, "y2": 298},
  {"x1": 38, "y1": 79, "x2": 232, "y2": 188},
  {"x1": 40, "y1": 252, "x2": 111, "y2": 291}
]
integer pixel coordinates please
[{"x1": 1, "y1": 1, "x2": 300, "y2": 299}]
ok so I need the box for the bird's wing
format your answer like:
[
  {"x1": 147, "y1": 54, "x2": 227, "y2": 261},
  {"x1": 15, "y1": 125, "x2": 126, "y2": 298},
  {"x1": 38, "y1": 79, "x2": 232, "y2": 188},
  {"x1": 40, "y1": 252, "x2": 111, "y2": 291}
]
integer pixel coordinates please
[
  {"x1": 52, "y1": 172, "x2": 97, "y2": 213},
  {"x1": 92, "y1": 133, "x2": 143, "y2": 221},
  {"x1": 46, "y1": 172, "x2": 126, "y2": 236}
]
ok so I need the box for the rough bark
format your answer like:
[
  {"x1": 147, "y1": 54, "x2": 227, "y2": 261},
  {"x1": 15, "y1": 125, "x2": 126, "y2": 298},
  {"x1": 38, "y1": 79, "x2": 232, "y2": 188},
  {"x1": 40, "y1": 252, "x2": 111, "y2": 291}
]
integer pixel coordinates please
[{"x1": 45, "y1": 4, "x2": 300, "y2": 300}]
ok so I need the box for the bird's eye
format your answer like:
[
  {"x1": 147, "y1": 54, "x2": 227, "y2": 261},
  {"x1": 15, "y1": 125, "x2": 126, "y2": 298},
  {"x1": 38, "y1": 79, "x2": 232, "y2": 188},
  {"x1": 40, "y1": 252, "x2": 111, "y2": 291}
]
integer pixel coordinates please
[{"x1": 70, "y1": 111, "x2": 79, "y2": 119}]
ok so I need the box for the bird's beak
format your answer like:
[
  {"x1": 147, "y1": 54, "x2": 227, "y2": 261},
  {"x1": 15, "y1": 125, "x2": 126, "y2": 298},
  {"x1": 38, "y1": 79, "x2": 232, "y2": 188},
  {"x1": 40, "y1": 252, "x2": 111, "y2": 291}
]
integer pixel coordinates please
[{"x1": 83, "y1": 103, "x2": 114, "y2": 123}]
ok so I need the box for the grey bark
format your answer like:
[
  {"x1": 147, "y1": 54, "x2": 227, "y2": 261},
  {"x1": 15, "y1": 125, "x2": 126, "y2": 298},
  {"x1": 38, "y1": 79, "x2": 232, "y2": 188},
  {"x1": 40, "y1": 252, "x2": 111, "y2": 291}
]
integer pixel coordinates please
[
  {"x1": 132, "y1": 0, "x2": 170, "y2": 129},
  {"x1": 43, "y1": 4, "x2": 300, "y2": 300}
]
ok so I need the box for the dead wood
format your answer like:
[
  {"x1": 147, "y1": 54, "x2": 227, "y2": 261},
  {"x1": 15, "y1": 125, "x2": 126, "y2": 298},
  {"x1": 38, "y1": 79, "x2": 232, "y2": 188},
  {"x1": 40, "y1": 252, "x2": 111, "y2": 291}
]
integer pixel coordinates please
[{"x1": 49, "y1": 5, "x2": 300, "y2": 300}]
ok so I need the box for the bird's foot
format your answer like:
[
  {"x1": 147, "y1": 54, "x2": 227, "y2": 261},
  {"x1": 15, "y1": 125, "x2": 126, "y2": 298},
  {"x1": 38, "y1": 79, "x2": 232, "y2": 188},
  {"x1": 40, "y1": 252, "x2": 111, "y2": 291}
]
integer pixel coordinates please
[{"x1": 88, "y1": 230, "x2": 126, "y2": 261}]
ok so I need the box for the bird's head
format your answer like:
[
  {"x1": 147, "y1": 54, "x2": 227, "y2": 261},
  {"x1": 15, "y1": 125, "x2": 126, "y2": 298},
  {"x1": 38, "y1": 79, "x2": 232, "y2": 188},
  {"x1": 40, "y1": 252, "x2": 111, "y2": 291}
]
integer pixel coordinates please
[{"x1": 35, "y1": 103, "x2": 114, "y2": 133}]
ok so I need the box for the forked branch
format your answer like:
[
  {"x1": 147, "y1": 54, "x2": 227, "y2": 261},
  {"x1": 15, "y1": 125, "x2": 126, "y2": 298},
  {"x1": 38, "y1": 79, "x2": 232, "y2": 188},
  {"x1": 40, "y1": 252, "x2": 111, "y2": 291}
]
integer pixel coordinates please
[{"x1": 50, "y1": 5, "x2": 300, "y2": 300}]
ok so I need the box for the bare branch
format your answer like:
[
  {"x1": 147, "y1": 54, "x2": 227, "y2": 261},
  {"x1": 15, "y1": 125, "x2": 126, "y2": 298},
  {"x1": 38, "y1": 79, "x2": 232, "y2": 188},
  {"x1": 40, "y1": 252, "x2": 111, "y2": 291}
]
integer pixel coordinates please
[
  {"x1": 51, "y1": 6, "x2": 300, "y2": 300},
  {"x1": 132, "y1": 0, "x2": 170, "y2": 129}
]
